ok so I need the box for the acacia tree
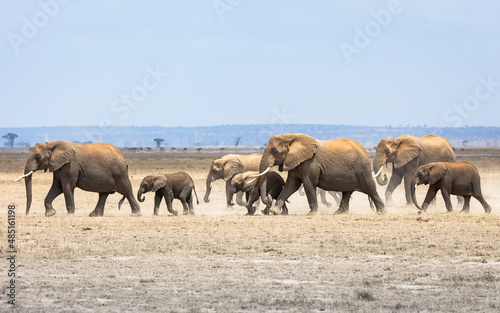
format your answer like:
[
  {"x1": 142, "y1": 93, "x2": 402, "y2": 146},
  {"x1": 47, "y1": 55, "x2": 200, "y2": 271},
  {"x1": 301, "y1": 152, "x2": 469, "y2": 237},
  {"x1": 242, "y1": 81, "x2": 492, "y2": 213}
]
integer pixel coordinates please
[
  {"x1": 2, "y1": 133, "x2": 18, "y2": 147},
  {"x1": 154, "y1": 138, "x2": 165, "y2": 147}
]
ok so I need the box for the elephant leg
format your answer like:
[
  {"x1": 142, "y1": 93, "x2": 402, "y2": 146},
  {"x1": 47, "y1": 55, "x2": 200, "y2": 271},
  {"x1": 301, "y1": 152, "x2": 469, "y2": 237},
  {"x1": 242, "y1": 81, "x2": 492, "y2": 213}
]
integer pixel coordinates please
[
  {"x1": 117, "y1": 180, "x2": 141, "y2": 216},
  {"x1": 440, "y1": 189, "x2": 453, "y2": 213},
  {"x1": 459, "y1": 196, "x2": 471, "y2": 213},
  {"x1": 330, "y1": 191, "x2": 342, "y2": 207},
  {"x1": 44, "y1": 180, "x2": 63, "y2": 217},
  {"x1": 270, "y1": 176, "x2": 301, "y2": 215},
  {"x1": 235, "y1": 191, "x2": 246, "y2": 207},
  {"x1": 473, "y1": 194, "x2": 491, "y2": 213},
  {"x1": 302, "y1": 180, "x2": 319, "y2": 215},
  {"x1": 319, "y1": 189, "x2": 332, "y2": 208},
  {"x1": 421, "y1": 187, "x2": 438, "y2": 212},
  {"x1": 403, "y1": 171, "x2": 416, "y2": 206},
  {"x1": 179, "y1": 189, "x2": 193, "y2": 215},
  {"x1": 456, "y1": 195, "x2": 464, "y2": 206},
  {"x1": 358, "y1": 173, "x2": 386, "y2": 214},
  {"x1": 164, "y1": 196, "x2": 177, "y2": 216},
  {"x1": 153, "y1": 192, "x2": 162, "y2": 216},
  {"x1": 89, "y1": 192, "x2": 109, "y2": 217},
  {"x1": 187, "y1": 192, "x2": 195, "y2": 215},
  {"x1": 246, "y1": 190, "x2": 259, "y2": 215},
  {"x1": 55, "y1": 175, "x2": 76, "y2": 215},
  {"x1": 225, "y1": 179, "x2": 235, "y2": 207},
  {"x1": 385, "y1": 170, "x2": 403, "y2": 206},
  {"x1": 333, "y1": 191, "x2": 353, "y2": 214}
]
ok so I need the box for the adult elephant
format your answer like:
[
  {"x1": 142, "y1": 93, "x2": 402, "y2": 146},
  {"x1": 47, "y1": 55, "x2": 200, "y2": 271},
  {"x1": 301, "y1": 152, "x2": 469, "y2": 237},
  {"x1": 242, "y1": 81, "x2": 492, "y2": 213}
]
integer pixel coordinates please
[
  {"x1": 204, "y1": 153, "x2": 262, "y2": 206},
  {"x1": 372, "y1": 135, "x2": 456, "y2": 206},
  {"x1": 256, "y1": 134, "x2": 385, "y2": 215},
  {"x1": 15, "y1": 141, "x2": 141, "y2": 217}
]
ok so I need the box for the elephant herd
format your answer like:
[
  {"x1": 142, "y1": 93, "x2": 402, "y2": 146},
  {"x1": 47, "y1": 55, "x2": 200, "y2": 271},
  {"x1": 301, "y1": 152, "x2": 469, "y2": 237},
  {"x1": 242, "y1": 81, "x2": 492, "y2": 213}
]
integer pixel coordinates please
[{"x1": 15, "y1": 134, "x2": 492, "y2": 217}]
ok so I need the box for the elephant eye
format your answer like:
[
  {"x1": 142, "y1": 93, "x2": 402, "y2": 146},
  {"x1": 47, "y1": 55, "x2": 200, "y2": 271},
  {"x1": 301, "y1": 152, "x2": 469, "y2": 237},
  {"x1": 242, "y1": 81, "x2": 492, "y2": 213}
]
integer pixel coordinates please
[
  {"x1": 35, "y1": 154, "x2": 41, "y2": 160},
  {"x1": 272, "y1": 148, "x2": 278, "y2": 154}
]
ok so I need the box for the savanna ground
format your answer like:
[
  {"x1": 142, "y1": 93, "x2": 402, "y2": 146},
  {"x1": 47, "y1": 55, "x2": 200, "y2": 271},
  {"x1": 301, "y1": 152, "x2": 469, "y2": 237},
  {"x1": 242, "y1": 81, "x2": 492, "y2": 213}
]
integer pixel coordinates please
[{"x1": 1, "y1": 148, "x2": 500, "y2": 312}]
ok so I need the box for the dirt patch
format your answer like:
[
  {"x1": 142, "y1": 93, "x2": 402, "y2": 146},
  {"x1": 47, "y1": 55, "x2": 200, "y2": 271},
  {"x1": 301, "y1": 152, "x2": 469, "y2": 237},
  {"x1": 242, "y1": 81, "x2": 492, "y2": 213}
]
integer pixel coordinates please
[{"x1": 1, "y1": 150, "x2": 500, "y2": 312}]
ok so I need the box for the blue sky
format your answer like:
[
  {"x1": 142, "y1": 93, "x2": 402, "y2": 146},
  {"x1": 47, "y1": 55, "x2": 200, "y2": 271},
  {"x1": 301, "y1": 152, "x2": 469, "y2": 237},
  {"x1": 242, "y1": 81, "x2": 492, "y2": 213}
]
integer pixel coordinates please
[{"x1": 1, "y1": 0, "x2": 500, "y2": 128}]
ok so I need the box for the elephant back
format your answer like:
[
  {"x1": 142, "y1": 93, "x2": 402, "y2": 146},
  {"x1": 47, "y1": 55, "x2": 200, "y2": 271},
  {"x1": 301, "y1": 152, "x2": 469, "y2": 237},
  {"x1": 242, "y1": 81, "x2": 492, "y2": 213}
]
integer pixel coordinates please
[{"x1": 418, "y1": 135, "x2": 456, "y2": 164}]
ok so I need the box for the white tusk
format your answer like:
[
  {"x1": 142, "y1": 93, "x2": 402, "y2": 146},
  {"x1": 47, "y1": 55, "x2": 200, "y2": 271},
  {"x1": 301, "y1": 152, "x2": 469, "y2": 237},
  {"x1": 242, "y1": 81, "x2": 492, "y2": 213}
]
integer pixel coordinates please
[
  {"x1": 14, "y1": 170, "x2": 33, "y2": 182},
  {"x1": 373, "y1": 167, "x2": 383, "y2": 178},
  {"x1": 414, "y1": 183, "x2": 417, "y2": 189},
  {"x1": 209, "y1": 182, "x2": 212, "y2": 189},
  {"x1": 248, "y1": 167, "x2": 271, "y2": 178}
]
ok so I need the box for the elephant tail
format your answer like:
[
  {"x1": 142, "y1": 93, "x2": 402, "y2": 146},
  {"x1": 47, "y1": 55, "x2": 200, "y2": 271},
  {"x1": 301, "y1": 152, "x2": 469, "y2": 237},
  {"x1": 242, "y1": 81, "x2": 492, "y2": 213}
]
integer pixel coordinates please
[
  {"x1": 118, "y1": 196, "x2": 126, "y2": 210},
  {"x1": 193, "y1": 185, "x2": 199, "y2": 205}
]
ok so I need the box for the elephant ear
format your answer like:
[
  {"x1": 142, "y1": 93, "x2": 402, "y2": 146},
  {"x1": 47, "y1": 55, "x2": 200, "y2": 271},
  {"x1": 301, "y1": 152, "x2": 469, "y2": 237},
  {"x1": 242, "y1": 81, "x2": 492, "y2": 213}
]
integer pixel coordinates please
[
  {"x1": 222, "y1": 156, "x2": 243, "y2": 180},
  {"x1": 394, "y1": 137, "x2": 420, "y2": 169},
  {"x1": 283, "y1": 134, "x2": 317, "y2": 170},
  {"x1": 48, "y1": 141, "x2": 75, "y2": 172},
  {"x1": 428, "y1": 163, "x2": 447, "y2": 185},
  {"x1": 152, "y1": 175, "x2": 167, "y2": 192}
]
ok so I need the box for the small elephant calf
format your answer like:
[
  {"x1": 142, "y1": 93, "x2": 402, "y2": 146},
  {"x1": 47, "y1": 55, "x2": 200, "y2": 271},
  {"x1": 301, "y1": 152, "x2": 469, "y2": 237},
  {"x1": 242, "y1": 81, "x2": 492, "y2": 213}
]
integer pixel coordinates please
[
  {"x1": 136, "y1": 172, "x2": 199, "y2": 215},
  {"x1": 231, "y1": 170, "x2": 287, "y2": 215},
  {"x1": 411, "y1": 161, "x2": 491, "y2": 213}
]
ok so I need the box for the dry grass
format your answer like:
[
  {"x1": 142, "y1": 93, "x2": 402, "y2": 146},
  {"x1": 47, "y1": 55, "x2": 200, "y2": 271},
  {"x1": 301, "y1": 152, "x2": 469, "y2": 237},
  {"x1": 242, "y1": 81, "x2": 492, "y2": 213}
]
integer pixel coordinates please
[{"x1": 1, "y1": 150, "x2": 500, "y2": 312}]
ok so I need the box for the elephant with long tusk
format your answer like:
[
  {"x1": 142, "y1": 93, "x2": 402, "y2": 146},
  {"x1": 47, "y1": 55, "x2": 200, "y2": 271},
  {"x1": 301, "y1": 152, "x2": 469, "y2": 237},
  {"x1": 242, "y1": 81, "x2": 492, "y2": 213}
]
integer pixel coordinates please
[
  {"x1": 257, "y1": 134, "x2": 386, "y2": 215},
  {"x1": 16, "y1": 141, "x2": 141, "y2": 217}
]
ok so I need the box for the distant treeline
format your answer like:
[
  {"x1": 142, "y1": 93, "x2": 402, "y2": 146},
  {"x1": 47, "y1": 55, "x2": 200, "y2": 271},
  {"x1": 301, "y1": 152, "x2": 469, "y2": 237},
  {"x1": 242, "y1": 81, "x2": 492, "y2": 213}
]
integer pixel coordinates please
[{"x1": 2, "y1": 125, "x2": 500, "y2": 148}]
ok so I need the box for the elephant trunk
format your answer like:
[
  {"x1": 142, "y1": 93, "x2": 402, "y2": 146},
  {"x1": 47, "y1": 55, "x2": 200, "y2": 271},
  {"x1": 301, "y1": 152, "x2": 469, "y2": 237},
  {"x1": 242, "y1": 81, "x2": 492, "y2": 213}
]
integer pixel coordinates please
[
  {"x1": 137, "y1": 189, "x2": 145, "y2": 202},
  {"x1": 259, "y1": 153, "x2": 274, "y2": 204},
  {"x1": 373, "y1": 153, "x2": 388, "y2": 186},
  {"x1": 204, "y1": 174, "x2": 214, "y2": 203},
  {"x1": 411, "y1": 178, "x2": 421, "y2": 210},
  {"x1": 25, "y1": 171, "x2": 33, "y2": 215}
]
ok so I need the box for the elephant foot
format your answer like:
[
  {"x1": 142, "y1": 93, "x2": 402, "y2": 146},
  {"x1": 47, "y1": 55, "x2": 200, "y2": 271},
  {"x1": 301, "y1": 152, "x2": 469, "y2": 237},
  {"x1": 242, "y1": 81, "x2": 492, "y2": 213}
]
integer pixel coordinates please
[
  {"x1": 333, "y1": 208, "x2": 348, "y2": 215},
  {"x1": 261, "y1": 208, "x2": 269, "y2": 215},
  {"x1": 203, "y1": 198, "x2": 210, "y2": 203},
  {"x1": 45, "y1": 208, "x2": 56, "y2": 217},
  {"x1": 130, "y1": 211, "x2": 141, "y2": 217},
  {"x1": 376, "y1": 208, "x2": 387, "y2": 215},
  {"x1": 172, "y1": 210, "x2": 178, "y2": 216},
  {"x1": 459, "y1": 209, "x2": 470, "y2": 214},
  {"x1": 245, "y1": 212, "x2": 254, "y2": 216},
  {"x1": 89, "y1": 210, "x2": 104, "y2": 217},
  {"x1": 385, "y1": 199, "x2": 394, "y2": 207},
  {"x1": 484, "y1": 207, "x2": 492, "y2": 214},
  {"x1": 307, "y1": 209, "x2": 319, "y2": 215},
  {"x1": 227, "y1": 202, "x2": 235, "y2": 206}
]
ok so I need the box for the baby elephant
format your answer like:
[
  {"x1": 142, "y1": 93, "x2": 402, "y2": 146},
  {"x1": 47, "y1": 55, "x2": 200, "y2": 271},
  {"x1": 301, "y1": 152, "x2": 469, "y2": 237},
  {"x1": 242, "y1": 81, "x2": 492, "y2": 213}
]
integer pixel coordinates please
[
  {"x1": 411, "y1": 161, "x2": 491, "y2": 213},
  {"x1": 137, "y1": 172, "x2": 199, "y2": 215},
  {"x1": 231, "y1": 170, "x2": 287, "y2": 215}
]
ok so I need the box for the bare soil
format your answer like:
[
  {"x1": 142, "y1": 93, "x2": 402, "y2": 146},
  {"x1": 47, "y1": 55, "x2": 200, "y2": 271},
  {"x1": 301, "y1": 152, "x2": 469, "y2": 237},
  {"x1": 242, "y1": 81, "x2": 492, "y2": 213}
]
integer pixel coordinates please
[{"x1": 1, "y1": 150, "x2": 499, "y2": 312}]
